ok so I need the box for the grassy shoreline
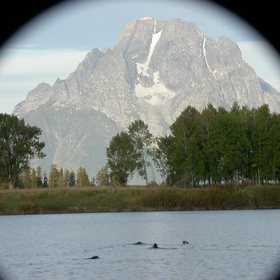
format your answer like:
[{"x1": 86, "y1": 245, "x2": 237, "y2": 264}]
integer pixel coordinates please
[{"x1": 0, "y1": 184, "x2": 280, "y2": 215}]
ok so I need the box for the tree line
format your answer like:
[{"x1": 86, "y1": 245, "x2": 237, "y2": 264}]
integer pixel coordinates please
[
  {"x1": 16, "y1": 164, "x2": 92, "y2": 189},
  {"x1": 1, "y1": 102, "x2": 280, "y2": 189},
  {"x1": 106, "y1": 103, "x2": 280, "y2": 187},
  {"x1": 1, "y1": 161, "x2": 115, "y2": 189}
]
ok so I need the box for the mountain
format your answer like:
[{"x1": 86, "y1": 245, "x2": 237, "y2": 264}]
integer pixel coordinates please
[{"x1": 13, "y1": 18, "x2": 280, "y2": 178}]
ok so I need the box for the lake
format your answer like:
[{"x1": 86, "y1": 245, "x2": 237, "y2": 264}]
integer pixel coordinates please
[{"x1": 0, "y1": 210, "x2": 280, "y2": 280}]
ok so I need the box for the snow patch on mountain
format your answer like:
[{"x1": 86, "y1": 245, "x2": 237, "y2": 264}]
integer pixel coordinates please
[
  {"x1": 135, "y1": 81, "x2": 176, "y2": 106},
  {"x1": 135, "y1": 19, "x2": 175, "y2": 106},
  {"x1": 203, "y1": 37, "x2": 218, "y2": 80},
  {"x1": 136, "y1": 20, "x2": 162, "y2": 76}
]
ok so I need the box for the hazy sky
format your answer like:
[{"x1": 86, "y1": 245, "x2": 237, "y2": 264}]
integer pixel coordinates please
[{"x1": 1, "y1": 0, "x2": 280, "y2": 114}]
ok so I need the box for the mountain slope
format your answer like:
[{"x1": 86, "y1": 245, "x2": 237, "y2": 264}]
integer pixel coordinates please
[{"x1": 13, "y1": 18, "x2": 280, "y2": 177}]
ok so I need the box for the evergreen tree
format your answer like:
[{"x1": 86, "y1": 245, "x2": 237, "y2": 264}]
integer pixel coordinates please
[
  {"x1": 43, "y1": 172, "x2": 48, "y2": 188},
  {"x1": 36, "y1": 166, "x2": 43, "y2": 188},
  {"x1": 68, "y1": 170, "x2": 76, "y2": 186}
]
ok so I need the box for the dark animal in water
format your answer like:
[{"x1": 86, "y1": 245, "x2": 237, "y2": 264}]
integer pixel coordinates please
[
  {"x1": 89, "y1": 256, "x2": 99, "y2": 259},
  {"x1": 182, "y1": 241, "x2": 189, "y2": 244},
  {"x1": 152, "y1": 243, "x2": 158, "y2": 248},
  {"x1": 134, "y1": 242, "x2": 143, "y2": 245}
]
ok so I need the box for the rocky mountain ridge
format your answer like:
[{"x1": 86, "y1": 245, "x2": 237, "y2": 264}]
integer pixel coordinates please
[{"x1": 13, "y1": 18, "x2": 280, "y2": 178}]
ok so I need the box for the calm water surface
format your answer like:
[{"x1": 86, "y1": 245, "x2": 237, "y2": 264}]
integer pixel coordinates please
[{"x1": 0, "y1": 210, "x2": 280, "y2": 280}]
